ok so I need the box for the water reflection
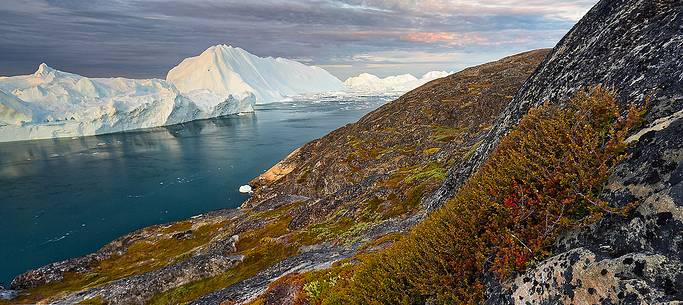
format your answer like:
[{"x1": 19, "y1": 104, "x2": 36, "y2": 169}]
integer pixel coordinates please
[{"x1": 0, "y1": 97, "x2": 388, "y2": 285}]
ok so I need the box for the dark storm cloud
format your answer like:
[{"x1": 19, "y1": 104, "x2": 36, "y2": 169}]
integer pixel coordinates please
[{"x1": 0, "y1": 0, "x2": 596, "y2": 79}]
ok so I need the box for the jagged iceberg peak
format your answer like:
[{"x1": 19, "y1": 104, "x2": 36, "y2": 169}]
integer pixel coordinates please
[
  {"x1": 167, "y1": 44, "x2": 344, "y2": 104},
  {"x1": 203, "y1": 44, "x2": 251, "y2": 57},
  {"x1": 32, "y1": 63, "x2": 63, "y2": 79},
  {"x1": 34, "y1": 63, "x2": 54, "y2": 75}
]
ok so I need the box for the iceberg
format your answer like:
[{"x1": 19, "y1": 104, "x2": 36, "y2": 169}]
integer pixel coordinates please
[
  {"x1": 0, "y1": 43, "x2": 447, "y2": 143},
  {"x1": 0, "y1": 63, "x2": 254, "y2": 142},
  {"x1": 167, "y1": 44, "x2": 345, "y2": 104},
  {"x1": 344, "y1": 71, "x2": 452, "y2": 93},
  {"x1": 238, "y1": 185, "x2": 253, "y2": 194}
]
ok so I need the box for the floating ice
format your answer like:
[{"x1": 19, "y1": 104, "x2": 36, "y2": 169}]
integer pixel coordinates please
[
  {"x1": 0, "y1": 63, "x2": 255, "y2": 142},
  {"x1": 344, "y1": 71, "x2": 452, "y2": 93},
  {"x1": 239, "y1": 185, "x2": 253, "y2": 193}
]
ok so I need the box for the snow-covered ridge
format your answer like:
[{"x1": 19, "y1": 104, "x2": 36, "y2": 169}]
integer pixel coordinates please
[
  {"x1": 167, "y1": 44, "x2": 345, "y2": 104},
  {"x1": 0, "y1": 63, "x2": 254, "y2": 142},
  {"x1": 344, "y1": 71, "x2": 452, "y2": 93}
]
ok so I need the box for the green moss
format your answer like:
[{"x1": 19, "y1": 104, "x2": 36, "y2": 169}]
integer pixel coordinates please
[
  {"x1": 431, "y1": 126, "x2": 465, "y2": 142},
  {"x1": 306, "y1": 217, "x2": 355, "y2": 242},
  {"x1": 149, "y1": 214, "x2": 297, "y2": 305},
  {"x1": 462, "y1": 140, "x2": 483, "y2": 161},
  {"x1": 148, "y1": 240, "x2": 297, "y2": 305},
  {"x1": 160, "y1": 221, "x2": 193, "y2": 234},
  {"x1": 339, "y1": 222, "x2": 374, "y2": 245},
  {"x1": 14, "y1": 220, "x2": 229, "y2": 304},
  {"x1": 404, "y1": 162, "x2": 447, "y2": 184},
  {"x1": 304, "y1": 275, "x2": 339, "y2": 302},
  {"x1": 422, "y1": 147, "x2": 440, "y2": 156},
  {"x1": 384, "y1": 183, "x2": 426, "y2": 218},
  {"x1": 76, "y1": 296, "x2": 107, "y2": 305},
  {"x1": 237, "y1": 216, "x2": 292, "y2": 251}
]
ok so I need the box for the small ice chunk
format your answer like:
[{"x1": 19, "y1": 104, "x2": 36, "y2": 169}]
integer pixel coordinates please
[{"x1": 239, "y1": 185, "x2": 253, "y2": 194}]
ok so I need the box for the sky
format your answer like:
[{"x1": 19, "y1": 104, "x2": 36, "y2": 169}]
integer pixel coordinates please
[{"x1": 0, "y1": 0, "x2": 597, "y2": 80}]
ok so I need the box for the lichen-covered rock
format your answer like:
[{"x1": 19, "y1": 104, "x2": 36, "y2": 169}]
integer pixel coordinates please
[
  {"x1": 263, "y1": 277, "x2": 308, "y2": 305},
  {"x1": 61, "y1": 254, "x2": 244, "y2": 305},
  {"x1": 486, "y1": 248, "x2": 682, "y2": 305},
  {"x1": 0, "y1": 286, "x2": 17, "y2": 301},
  {"x1": 425, "y1": 0, "x2": 683, "y2": 211},
  {"x1": 476, "y1": 0, "x2": 683, "y2": 304}
]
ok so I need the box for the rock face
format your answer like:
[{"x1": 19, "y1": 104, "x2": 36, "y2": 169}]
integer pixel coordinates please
[
  {"x1": 456, "y1": 0, "x2": 683, "y2": 304},
  {"x1": 425, "y1": 0, "x2": 683, "y2": 211},
  {"x1": 60, "y1": 254, "x2": 244, "y2": 305},
  {"x1": 0, "y1": 286, "x2": 17, "y2": 301}
]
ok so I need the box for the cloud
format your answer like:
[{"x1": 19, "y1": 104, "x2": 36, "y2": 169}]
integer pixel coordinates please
[
  {"x1": 336, "y1": 0, "x2": 595, "y2": 21},
  {"x1": 0, "y1": 0, "x2": 597, "y2": 79},
  {"x1": 402, "y1": 32, "x2": 490, "y2": 46},
  {"x1": 350, "y1": 50, "x2": 463, "y2": 64}
]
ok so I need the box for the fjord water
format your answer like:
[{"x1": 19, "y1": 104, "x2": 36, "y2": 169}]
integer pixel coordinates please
[{"x1": 0, "y1": 96, "x2": 389, "y2": 285}]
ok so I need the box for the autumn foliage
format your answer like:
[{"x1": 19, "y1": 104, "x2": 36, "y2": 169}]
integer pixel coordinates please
[{"x1": 314, "y1": 87, "x2": 643, "y2": 304}]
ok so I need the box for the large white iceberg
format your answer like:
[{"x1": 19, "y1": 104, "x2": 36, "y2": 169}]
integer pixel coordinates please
[
  {"x1": 0, "y1": 43, "x2": 450, "y2": 143},
  {"x1": 344, "y1": 71, "x2": 452, "y2": 93},
  {"x1": 167, "y1": 44, "x2": 345, "y2": 104},
  {"x1": 0, "y1": 63, "x2": 255, "y2": 142}
]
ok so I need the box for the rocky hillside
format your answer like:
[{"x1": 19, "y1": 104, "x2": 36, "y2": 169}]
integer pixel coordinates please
[
  {"x1": 481, "y1": 0, "x2": 683, "y2": 303},
  {"x1": 245, "y1": 49, "x2": 548, "y2": 228},
  {"x1": 252, "y1": 0, "x2": 683, "y2": 303},
  {"x1": 1, "y1": 51, "x2": 548, "y2": 304},
  {"x1": 418, "y1": 0, "x2": 681, "y2": 303}
]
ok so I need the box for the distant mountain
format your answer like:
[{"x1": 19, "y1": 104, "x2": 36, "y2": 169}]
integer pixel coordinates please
[
  {"x1": 344, "y1": 71, "x2": 452, "y2": 93},
  {"x1": 166, "y1": 44, "x2": 344, "y2": 104},
  {"x1": 0, "y1": 63, "x2": 254, "y2": 142}
]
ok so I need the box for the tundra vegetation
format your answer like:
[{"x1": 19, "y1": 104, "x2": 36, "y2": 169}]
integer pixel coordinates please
[{"x1": 265, "y1": 87, "x2": 644, "y2": 304}]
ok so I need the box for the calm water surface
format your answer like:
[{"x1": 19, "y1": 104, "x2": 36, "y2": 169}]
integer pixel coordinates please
[{"x1": 0, "y1": 96, "x2": 390, "y2": 285}]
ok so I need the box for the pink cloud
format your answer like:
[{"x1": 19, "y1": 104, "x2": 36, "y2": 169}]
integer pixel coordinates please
[{"x1": 402, "y1": 32, "x2": 490, "y2": 46}]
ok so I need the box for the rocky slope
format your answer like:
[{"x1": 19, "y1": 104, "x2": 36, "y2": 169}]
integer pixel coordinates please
[
  {"x1": 438, "y1": 0, "x2": 682, "y2": 303},
  {"x1": 1, "y1": 51, "x2": 548, "y2": 305},
  {"x1": 251, "y1": 0, "x2": 683, "y2": 303},
  {"x1": 244, "y1": 49, "x2": 548, "y2": 230}
]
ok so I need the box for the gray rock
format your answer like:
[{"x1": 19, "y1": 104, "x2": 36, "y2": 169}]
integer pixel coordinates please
[
  {"x1": 57, "y1": 254, "x2": 244, "y2": 305},
  {"x1": 10, "y1": 209, "x2": 243, "y2": 291},
  {"x1": 189, "y1": 213, "x2": 421, "y2": 305},
  {"x1": 470, "y1": 0, "x2": 683, "y2": 303},
  {"x1": 0, "y1": 286, "x2": 17, "y2": 300},
  {"x1": 424, "y1": 0, "x2": 683, "y2": 212}
]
